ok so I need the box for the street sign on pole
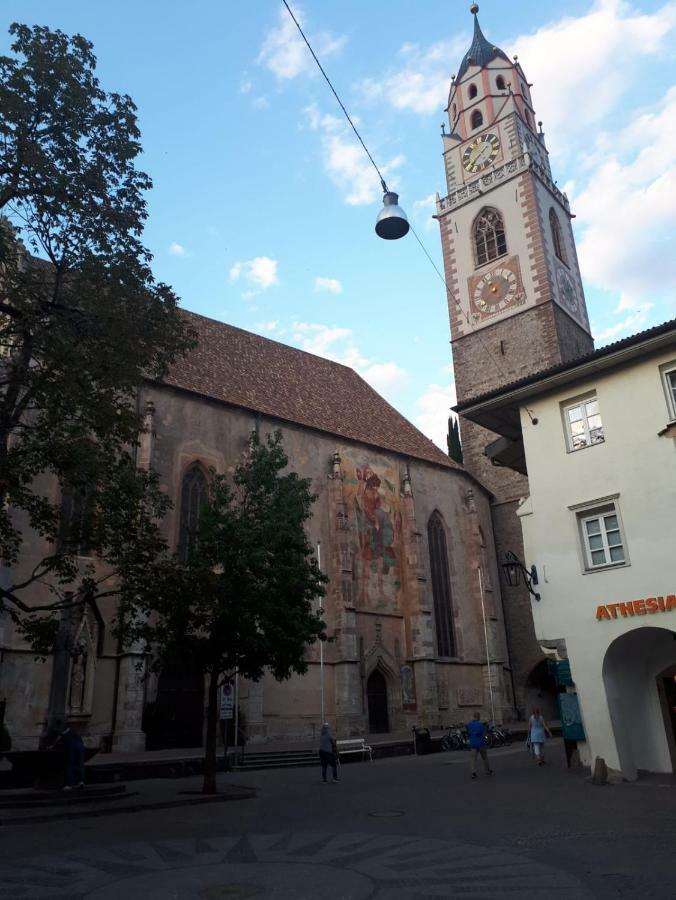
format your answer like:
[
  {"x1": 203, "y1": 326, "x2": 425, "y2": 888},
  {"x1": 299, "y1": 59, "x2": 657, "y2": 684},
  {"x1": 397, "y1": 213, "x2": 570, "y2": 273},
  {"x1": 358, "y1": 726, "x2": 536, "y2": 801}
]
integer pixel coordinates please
[{"x1": 220, "y1": 683, "x2": 234, "y2": 720}]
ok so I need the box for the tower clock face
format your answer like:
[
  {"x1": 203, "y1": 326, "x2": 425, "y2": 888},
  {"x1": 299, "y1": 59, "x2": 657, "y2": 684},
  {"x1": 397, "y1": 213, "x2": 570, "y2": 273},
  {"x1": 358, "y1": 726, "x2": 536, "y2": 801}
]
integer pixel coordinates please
[
  {"x1": 557, "y1": 267, "x2": 579, "y2": 315},
  {"x1": 472, "y1": 267, "x2": 518, "y2": 315},
  {"x1": 462, "y1": 132, "x2": 500, "y2": 173}
]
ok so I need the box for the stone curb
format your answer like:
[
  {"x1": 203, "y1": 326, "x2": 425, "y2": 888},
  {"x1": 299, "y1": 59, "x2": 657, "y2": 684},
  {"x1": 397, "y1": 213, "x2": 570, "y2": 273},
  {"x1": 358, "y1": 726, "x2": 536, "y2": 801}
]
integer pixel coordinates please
[{"x1": 0, "y1": 786, "x2": 257, "y2": 826}]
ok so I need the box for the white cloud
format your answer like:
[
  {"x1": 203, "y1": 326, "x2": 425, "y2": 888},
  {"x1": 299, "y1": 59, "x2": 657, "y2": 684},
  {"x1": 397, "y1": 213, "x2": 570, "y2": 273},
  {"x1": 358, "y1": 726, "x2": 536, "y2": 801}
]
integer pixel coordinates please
[
  {"x1": 229, "y1": 256, "x2": 279, "y2": 291},
  {"x1": 239, "y1": 79, "x2": 252, "y2": 94},
  {"x1": 356, "y1": 36, "x2": 468, "y2": 114},
  {"x1": 256, "y1": 320, "x2": 279, "y2": 333},
  {"x1": 169, "y1": 241, "x2": 189, "y2": 257},
  {"x1": 290, "y1": 320, "x2": 408, "y2": 398},
  {"x1": 314, "y1": 276, "x2": 343, "y2": 294},
  {"x1": 252, "y1": 96, "x2": 270, "y2": 110},
  {"x1": 592, "y1": 310, "x2": 651, "y2": 343},
  {"x1": 512, "y1": 0, "x2": 676, "y2": 153},
  {"x1": 304, "y1": 104, "x2": 404, "y2": 205},
  {"x1": 258, "y1": 4, "x2": 347, "y2": 81},
  {"x1": 414, "y1": 382, "x2": 457, "y2": 451},
  {"x1": 412, "y1": 193, "x2": 438, "y2": 231},
  {"x1": 574, "y1": 85, "x2": 676, "y2": 317}
]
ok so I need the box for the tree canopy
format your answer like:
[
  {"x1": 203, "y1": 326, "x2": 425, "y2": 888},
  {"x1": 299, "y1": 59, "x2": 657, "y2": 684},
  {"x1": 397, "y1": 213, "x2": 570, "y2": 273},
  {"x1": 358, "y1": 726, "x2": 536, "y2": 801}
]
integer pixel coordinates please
[{"x1": 0, "y1": 23, "x2": 193, "y2": 643}]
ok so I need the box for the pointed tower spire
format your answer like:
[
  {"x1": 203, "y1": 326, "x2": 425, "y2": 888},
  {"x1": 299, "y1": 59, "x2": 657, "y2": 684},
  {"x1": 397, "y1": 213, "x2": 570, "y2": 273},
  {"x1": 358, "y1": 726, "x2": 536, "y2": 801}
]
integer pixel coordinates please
[{"x1": 457, "y1": 4, "x2": 510, "y2": 81}]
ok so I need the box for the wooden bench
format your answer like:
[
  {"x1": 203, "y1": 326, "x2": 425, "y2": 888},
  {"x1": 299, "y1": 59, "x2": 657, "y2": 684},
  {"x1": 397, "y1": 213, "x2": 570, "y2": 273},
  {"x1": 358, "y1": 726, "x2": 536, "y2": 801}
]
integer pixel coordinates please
[{"x1": 335, "y1": 738, "x2": 373, "y2": 762}]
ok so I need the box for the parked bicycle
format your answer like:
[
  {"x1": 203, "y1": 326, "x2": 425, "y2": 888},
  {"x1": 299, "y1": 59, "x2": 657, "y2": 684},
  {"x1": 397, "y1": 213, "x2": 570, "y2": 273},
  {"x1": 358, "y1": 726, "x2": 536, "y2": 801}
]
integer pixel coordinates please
[{"x1": 441, "y1": 724, "x2": 469, "y2": 751}]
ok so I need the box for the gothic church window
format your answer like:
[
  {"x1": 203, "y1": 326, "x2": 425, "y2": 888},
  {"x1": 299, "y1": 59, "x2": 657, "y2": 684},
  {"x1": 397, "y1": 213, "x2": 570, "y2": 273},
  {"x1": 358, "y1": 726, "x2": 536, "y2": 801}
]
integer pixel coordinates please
[
  {"x1": 428, "y1": 512, "x2": 455, "y2": 657},
  {"x1": 470, "y1": 109, "x2": 483, "y2": 130},
  {"x1": 178, "y1": 463, "x2": 209, "y2": 562},
  {"x1": 468, "y1": 83, "x2": 478, "y2": 99},
  {"x1": 549, "y1": 208, "x2": 568, "y2": 265},
  {"x1": 473, "y1": 207, "x2": 507, "y2": 267},
  {"x1": 59, "y1": 484, "x2": 96, "y2": 557}
]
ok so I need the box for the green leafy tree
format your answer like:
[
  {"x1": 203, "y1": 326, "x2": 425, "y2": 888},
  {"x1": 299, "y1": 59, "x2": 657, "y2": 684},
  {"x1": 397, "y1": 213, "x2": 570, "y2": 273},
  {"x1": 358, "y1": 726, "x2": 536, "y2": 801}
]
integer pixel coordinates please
[
  {"x1": 447, "y1": 415, "x2": 463, "y2": 465},
  {"x1": 122, "y1": 431, "x2": 327, "y2": 794},
  {"x1": 0, "y1": 23, "x2": 193, "y2": 643}
]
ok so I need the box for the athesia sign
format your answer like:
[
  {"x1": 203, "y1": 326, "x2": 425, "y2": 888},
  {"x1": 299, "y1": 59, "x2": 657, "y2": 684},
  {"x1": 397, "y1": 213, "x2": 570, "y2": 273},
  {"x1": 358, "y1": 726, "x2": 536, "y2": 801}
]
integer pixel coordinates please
[{"x1": 596, "y1": 595, "x2": 676, "y2": 620}]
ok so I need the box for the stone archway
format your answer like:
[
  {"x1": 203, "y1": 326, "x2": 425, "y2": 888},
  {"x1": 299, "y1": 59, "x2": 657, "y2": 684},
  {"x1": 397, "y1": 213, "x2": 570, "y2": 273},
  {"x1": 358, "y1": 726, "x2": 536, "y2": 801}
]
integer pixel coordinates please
[
  {"x1": 366, "y1": 669, "x2": 389, "y2": 734},
  {"x1": 602, "y1": 627, "x2": 676, "y2": 778},
  {"x1": 524, "y1": 659, "x2": 558, "y2": 722}
]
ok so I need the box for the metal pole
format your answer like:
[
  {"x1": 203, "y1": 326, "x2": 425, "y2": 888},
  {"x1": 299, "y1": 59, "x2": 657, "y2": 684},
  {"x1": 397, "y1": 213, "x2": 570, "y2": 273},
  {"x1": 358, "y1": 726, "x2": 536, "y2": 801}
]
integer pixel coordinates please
[
  {"x1": 233, "y1": 668, "x2": 239, "y2": 763},
  {"x1": 317, "y1": 541, "x2": 325, "y2": 723},
  {"x1": 478, "y1": 567, "x2": 495, "y2": 725}
]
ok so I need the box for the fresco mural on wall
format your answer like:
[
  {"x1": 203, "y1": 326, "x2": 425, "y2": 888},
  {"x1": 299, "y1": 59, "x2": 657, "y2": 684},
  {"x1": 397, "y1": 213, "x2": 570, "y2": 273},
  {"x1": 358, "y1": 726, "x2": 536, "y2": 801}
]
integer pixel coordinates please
[{"x1": 341, "y1": 452, "x2": 404, "y2": 611}]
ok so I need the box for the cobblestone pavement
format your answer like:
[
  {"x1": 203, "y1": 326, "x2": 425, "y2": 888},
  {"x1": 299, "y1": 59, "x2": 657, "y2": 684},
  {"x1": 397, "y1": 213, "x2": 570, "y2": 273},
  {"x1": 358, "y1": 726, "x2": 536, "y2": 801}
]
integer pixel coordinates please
[
  {"x1": 1, "y1": 740, "x2": 674, "y2": 899},
  {"x1": 0, "y1": 831, "x2": 593, "y2": 899}
]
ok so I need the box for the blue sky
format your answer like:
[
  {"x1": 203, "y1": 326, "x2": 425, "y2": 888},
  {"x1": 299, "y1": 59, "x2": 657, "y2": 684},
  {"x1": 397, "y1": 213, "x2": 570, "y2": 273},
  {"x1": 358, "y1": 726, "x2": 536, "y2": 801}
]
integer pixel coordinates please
[{"x1": 3, "y1": 1, "x2": 676, "y2": 449}]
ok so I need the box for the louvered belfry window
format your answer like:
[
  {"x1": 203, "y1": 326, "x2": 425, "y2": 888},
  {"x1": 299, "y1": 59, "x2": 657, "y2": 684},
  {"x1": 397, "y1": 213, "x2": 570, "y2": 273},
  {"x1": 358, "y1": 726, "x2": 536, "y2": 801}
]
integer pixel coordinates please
[
  {"x1": 428, "y1": 512, "x2": 455, "y2": 657},
  {"x1": 473, "y1": 207, "x2": 507, "y2": 266},
  {"x1": 178, "y1": 464, "x2": 209, "y2": 562},
  {"x1": 549, "y1": 207, "x2": 568, "y2": 265}
]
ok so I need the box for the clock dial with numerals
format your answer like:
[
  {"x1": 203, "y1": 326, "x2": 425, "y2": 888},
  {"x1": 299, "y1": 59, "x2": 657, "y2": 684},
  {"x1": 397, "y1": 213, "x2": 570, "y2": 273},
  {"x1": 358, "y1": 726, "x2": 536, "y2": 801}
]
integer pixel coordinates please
[
  {"x1": 471, "y1": 267, "x2": 518, "y2": 317},
  {"x1": 557, "y1": 267, "x2": 579, "y2": 315},
  {"x1": 462, "y1": 132, "x2": 501, "y2": 173}
]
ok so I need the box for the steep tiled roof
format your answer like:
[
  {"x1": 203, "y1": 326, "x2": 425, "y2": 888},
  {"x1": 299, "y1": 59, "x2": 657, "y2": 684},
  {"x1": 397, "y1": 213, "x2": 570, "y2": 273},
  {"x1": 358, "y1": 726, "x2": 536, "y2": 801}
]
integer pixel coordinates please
[
  {"x1": 457, "y1": 10, "x2": 510, "y2": 82},
  {"x1": 159, "y1": 311, "x2": 461, "y2": 472}
]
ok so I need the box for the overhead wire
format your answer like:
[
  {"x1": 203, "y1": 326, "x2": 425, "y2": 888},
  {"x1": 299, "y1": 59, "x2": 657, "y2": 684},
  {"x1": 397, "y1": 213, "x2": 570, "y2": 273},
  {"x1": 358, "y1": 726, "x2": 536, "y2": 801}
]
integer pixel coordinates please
[{"x1": 280, "y1": 0, "x2": 527, "y2": 416}]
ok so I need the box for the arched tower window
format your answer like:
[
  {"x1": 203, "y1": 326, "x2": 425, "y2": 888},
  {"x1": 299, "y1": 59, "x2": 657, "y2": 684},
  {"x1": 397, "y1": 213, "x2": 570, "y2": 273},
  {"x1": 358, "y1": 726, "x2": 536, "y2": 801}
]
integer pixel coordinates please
[
  {"x1": 178, "y1": 463, "x2": 209, "y2": 562},
  {"x1": 59, "y1": 483, "x2": 96, "y2": 557},
  {"x1": 496, "y1": 75, "x2": 506, "y2": 90},
  {"x1": 473, "y1": 207, "x2": 507, "y2": 267},
  {"x1": 468, "y1": 83, "x2": 478, "y2": 99},
  {"x1": 470, "y1": 109, "x2": 483, "y2": 130},
  {"x1": 428, "y1": 512, "x2": 455, "y2": 657},
  {"x1": 549, "y1": 208, "x2": 568, "y2": 265}
]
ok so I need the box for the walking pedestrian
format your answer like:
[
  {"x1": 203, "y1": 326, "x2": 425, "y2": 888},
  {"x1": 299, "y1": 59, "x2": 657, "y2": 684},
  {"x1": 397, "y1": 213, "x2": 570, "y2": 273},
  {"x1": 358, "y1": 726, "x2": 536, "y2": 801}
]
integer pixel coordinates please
[
  {"x1": 318, "y1": 722, "x2": 339, "y2": 783},
  {"x1": 528, "y1": 707, "x2": 553, "y2": 766},
  {"x1": 467, "y1": 711, "x2": 492, "y2": 780}
]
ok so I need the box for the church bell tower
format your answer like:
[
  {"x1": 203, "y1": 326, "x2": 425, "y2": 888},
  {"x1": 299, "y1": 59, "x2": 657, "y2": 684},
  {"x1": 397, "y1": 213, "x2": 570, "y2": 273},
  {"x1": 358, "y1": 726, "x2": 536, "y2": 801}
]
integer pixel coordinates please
[{"x1": 437, "y1": 5, "x2": 594, "y2": 709}]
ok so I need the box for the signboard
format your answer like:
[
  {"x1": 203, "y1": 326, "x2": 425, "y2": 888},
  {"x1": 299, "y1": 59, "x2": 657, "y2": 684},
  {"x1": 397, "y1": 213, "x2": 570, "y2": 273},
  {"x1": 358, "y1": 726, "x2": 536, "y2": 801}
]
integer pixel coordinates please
[
  {"x1": 219, "y1": 684, "x2": 234, "y2": 720},
  {"x1": 559, "y1": 692, "x2": 585, "y2": 741},
  {"x1": 596, "y1": 595, "x2": 676, "y2": 620}
]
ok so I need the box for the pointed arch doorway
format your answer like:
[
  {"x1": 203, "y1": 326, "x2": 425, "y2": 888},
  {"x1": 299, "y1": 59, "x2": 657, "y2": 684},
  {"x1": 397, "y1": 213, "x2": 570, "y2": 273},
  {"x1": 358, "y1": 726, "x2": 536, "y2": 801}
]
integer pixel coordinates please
[{"x1": 367, "y1": 669, "x2": 389, "y2": 734}]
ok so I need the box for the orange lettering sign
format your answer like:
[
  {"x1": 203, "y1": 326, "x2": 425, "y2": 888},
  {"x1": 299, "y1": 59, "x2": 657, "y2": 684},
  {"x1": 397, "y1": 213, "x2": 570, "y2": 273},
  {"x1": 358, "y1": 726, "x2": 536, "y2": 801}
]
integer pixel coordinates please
[{"x1": 596, "y1": 594, "x2": 676, "y2": 620}]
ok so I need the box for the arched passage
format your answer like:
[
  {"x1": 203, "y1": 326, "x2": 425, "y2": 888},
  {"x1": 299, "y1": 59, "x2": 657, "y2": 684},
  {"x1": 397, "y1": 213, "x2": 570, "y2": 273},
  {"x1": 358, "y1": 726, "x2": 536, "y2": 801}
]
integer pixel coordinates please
[
  {"x1": 524, "y1": 660, "x2": 558, "y2": 722},
  {"x1": 367, "y1": 669, "x2": 389, "y2": 734},
  {"x1": 602, "y1": 627, "x2": 676, "y2": 777}
]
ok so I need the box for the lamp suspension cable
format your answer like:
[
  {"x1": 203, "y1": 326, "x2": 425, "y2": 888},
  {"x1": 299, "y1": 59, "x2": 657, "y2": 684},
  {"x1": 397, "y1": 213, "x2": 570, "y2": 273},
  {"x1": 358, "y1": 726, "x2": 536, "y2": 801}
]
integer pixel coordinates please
[
  {"x1": 281, "y1": 0, "x2": 532, "y2": 408},
  {"x1": 280, "y1": 0, "x2": 388, "y2": 193}
]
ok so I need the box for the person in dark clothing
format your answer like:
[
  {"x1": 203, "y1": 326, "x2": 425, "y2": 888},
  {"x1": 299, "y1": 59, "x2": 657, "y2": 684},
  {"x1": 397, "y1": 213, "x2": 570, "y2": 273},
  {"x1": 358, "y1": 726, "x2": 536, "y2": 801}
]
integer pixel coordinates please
[
  {"x1": 54, "y1": 725, "x2": 86, "y2": 790},
  {"x1": 466, "y1": 711, "x2": 493, "y2": 780},
  {"x1": 318, "y1": 722, "x2": 339, "y2": 783}
]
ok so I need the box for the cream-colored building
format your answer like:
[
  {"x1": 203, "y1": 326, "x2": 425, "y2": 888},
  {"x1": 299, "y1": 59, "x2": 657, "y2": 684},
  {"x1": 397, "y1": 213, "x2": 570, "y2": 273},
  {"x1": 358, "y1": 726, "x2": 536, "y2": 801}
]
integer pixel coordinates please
[{"x1": 456, "y1": 319, "x2": 676, "y2": 779}]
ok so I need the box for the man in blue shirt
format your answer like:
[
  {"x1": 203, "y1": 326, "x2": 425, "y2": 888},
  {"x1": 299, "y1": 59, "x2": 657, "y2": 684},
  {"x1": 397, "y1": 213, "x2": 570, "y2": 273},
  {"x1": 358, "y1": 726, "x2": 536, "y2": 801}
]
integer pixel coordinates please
[{"x1": 467, "y1": 711, "x2": 493, "y2": 780}]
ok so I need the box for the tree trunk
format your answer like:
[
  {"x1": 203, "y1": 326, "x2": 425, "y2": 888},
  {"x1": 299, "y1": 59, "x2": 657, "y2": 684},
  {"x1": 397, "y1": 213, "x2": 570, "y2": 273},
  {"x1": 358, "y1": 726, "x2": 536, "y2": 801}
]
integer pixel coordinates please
[{"x1": 202, "y1": 668, "x2": 219, "y2": 794}]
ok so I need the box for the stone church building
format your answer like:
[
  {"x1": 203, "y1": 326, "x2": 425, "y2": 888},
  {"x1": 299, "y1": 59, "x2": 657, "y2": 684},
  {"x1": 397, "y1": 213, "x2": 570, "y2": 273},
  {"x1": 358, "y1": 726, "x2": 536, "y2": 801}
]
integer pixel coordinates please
[{"x1": 1, "y1": 6, "x2": 596, "y2": 751}]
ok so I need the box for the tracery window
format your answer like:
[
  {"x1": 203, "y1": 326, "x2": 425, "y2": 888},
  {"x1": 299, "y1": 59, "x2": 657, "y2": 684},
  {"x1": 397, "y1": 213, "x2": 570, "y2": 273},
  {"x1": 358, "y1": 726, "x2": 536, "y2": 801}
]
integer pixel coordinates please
[
  {"x1": 59, "y1": 484, "x2": 96, "y2": 557},
  {"x1": 428, "y1": 512, "x2": 455, "y2": 658},
  {"x1": 549, "y1": 208, "x2": 568, "y2": 265},
  {"x1": 473, "y1": 207, "x2": 507, "y2": 267},
  {"x1": 178, "y1": 463, "x2": 209, "y2": 562},
  {"x1": 470, "y1": 109, "x2": 483, "y2": 129}
]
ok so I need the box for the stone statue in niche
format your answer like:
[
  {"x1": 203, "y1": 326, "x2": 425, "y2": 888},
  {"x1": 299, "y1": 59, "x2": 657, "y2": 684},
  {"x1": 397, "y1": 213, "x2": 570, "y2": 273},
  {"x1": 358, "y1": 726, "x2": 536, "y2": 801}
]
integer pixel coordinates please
[{"x1": 400, "y1": 665, "x2": 415, "y2": 706}]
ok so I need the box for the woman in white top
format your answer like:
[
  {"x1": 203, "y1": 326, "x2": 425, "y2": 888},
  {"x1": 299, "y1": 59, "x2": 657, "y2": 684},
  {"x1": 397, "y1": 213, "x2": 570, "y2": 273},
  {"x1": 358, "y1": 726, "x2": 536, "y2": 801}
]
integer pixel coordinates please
[{"x1": 528, "y1": 707, "x2": 553, "y2": 766}]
